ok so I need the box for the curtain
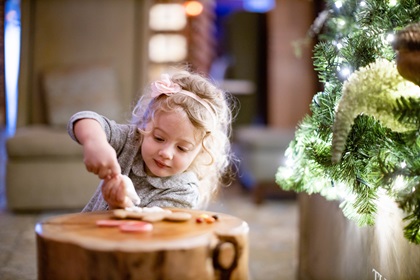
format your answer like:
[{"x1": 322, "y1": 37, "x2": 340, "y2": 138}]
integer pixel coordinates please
[{"x1": 0, "y1": 0, "x2": 5, "y2": 127}]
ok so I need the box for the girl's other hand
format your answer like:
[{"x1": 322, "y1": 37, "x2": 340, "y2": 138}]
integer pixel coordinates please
[{"x1": 101, "y1": 176, "x2": 134, "y2": 209}]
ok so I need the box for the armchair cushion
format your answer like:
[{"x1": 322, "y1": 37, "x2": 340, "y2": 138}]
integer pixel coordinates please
[
  {"x1": 43, "y1": 64, "x2": 122, "y2": 128},
  {"x1": 6, "y1": 125, "x2": 83, "y2": 158}
]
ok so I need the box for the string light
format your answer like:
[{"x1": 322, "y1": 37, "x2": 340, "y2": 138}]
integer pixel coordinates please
[
  {"x1": 337, "y1": 18, "x2": 346, "y2": 28},
  {"x1": 335, "y1": 1, "x2": 343, "y2": 9},
  {"x1": 339, "y1": 66, "x2": 351, "y2": 79},
  {"x1": 390, "y1": 163, "x2": 408, "y2": 192},
  {"x1": 333, "y1": 40, "x2": 344, "y2": 49},
  {"x1": 385, "y1": 33, "x2": 395, "y2": 43},
  {"x1": 393, "y1": 175, "x2": 406, "y2": 191},
  {"x1": 389, "y1": 0, "x2": 397, "y2": 7}
]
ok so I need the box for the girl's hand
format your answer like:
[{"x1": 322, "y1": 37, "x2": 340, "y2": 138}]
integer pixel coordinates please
[
  {"x1": 101, "y1": 176, "x2": 134, "y2": 209},
  {"x1": 74, "y1": 118, "x2": 121, "y2": 179},
  {"x1": 83, "y1": 139, "x2": 121, "y2": 179}
]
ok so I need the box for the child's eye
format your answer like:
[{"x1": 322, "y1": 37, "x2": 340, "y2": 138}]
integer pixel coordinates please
[
  {"x1": 154, "y1": 136, "x2": 164, "y2": 142},
  {"x1": 178, "y1": 146, "x2": 188, "y2": 152}
]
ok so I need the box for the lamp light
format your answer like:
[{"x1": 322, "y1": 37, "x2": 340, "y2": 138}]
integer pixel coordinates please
[{"x1": 184, "y1": 1, "x2": 203, "y2": 17}]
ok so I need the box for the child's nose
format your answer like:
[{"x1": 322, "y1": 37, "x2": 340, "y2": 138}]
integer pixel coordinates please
[{"x1": 158, "y1": 146, "x2": 173, "y2": 160}]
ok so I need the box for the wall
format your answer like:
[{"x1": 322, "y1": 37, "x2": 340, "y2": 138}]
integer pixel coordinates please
[
  {"x1": 267, "y1": 0, "x2": 317, "y2": 128},
  {"x1": 18, "y1": 0, "x2": 150, "y2": 126}
]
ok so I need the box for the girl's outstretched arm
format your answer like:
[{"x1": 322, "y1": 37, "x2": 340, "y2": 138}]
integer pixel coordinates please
[{"x1": 73, "y1": 118, "x2": 121, "y2": 179}]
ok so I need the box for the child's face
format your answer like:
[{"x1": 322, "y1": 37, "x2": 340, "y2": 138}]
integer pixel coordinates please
[{"x1": 141, "y1": 110, "x2": 202, "y2": 177}]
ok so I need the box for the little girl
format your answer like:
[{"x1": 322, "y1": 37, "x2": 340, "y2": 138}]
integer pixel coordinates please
[{"x1": 68, "y1": 70, "x2": 235, "y2": 211}]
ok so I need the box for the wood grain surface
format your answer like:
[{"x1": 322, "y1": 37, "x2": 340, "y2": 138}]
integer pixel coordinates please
[{"x1": 36, "y1": 208, "x2": 249, "y2": 280}]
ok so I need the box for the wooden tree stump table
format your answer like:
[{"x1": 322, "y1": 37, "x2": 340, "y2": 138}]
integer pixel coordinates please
[{"x1": 35, "y1": 208, "x2": 249, "y2": 280}]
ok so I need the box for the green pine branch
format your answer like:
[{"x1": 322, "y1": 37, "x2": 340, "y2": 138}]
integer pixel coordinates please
[
  {"x1": 276, "y1": 0, "x2": 420, "y2": 244},
  {"x1": 394, "y1": 97, "x2": 420, "y2": 127}
]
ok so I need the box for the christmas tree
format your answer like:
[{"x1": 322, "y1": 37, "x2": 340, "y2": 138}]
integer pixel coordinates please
[{"x1": 276, "y1": 0, "x2": 420, "y2": 243}]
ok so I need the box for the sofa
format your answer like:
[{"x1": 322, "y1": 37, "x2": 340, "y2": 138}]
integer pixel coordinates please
[{"x1": 6, "y1": 64, "x2": 124, "y2": 211}]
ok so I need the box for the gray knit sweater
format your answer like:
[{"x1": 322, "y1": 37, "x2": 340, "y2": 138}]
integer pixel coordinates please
[{"x1": 68, "y1": 111, "x2": 200, "y2": 212}]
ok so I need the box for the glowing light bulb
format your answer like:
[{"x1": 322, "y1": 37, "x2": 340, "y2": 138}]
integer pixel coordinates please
[
  {"x1": 389, "y1": 0, "x2": 397, "y2": 7},
  {"x1": 184, "y1": 1, "x2": 203, "y2": 17},
  {"x1": 335, "y1": 1, "x2": 343, "y2": 9},
  {"x1": 393, "y1": 175, "x2": 405, "y2": 191},
  {"x1": 386, "y1": 33, "x2": 395, "y2": 43},
  {"x1": 339, "y1": 66, "x2": 351, "y2": 79},
  {"x1": 337, "y1": 18, "x2": 346, "y2": 28}
]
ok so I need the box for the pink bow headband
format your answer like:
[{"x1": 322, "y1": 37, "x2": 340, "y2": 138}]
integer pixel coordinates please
[{"x1": 150, "y1": 74, "x2": 217, "y2": 127}]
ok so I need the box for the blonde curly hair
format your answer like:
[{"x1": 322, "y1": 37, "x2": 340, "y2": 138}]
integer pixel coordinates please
[{"x1": 131, "y1": 70, "x2": 236, "y2": 208}]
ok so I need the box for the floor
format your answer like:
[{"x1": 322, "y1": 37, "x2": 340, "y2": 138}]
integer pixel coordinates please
[{"x1": 0, "y1": 129, "x2": 299, "y2": 280}]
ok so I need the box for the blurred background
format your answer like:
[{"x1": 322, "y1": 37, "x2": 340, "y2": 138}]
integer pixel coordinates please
[
  {"x1": 0, "y1": 0, "x2": 324, "y2": 279},
  {"x1": 2, "y1": 0, "x2": 322, "y2": 132}
]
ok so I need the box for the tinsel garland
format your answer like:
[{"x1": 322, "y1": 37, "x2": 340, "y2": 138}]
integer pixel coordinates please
[{"x1": 331, "y1": 59, "x2": 420, "y2": 164}]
